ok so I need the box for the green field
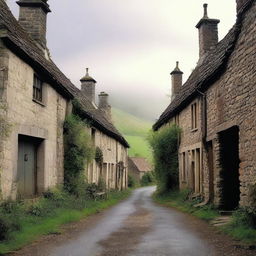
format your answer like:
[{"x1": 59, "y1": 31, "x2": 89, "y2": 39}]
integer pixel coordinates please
[{"x1": 112, "y1": 108, "x2": 153, "y2": 160}]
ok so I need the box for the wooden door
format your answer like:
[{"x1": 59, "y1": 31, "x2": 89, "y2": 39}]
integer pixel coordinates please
[{"x1": 18, "y1": 140, "x2": 37, "y2": 198}]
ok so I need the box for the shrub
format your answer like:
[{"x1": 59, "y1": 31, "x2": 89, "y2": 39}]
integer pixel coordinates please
[
  {"x1": 0, "y1": 217, "x2": 10, "y2": 241},
  {"x1": 95, "y1": 147, "x2": 103, "y2": 165},
  {"x1": 140, "y1": 172, "x2": 155, "y2": 186},
  {"x1": 64, "y1": 114, "x2": 95, "y2": 195},
  {"x1": 26, "y1": 199, "x2": 52, "y2": 217},
  {"x1": 0, "y1": 200, "x2": 21, "y2": 215},
  {"x1": 148, "y1": 124, "x2": 181, "y2": 194},
  {"x1": 84, "y1": 183, "x2": 99, "y2": 200},
  {"x1": 97, "y1": 176, "x2": 106, "y2": 192},
  {"x1": 128, "y1": 174, "x2": 137, "y2": 188}
]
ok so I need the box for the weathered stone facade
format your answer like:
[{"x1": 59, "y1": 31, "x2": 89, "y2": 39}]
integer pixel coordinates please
[
  {"x1": 0, "y1": 0, "x2": 129, "y2": 199},
  {"x1": 154, "y1": 0, "x2": 256, "y2": 209},
  {"x1": 87, "y1": 130, "x2": 128, "y2": 190},
  {"x1": 128, "y1": 157, "x2": 152, "y2": 183}
]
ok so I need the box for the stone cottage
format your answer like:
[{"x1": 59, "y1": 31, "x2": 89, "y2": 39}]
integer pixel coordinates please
[
  {"x1": 0, "y1": 0, "x2": 129, "y2": 200},
  {"x1": 128, "y1": 157, "x2": 152, "y2": 183},
  {"x1": 153, "y1": 0, "x2": 256, "y2": 210}
]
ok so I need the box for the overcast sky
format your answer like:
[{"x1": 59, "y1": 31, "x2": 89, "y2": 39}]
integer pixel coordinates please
[{"x1": 7, "y1": 0, "x2": 236, "y2": 121}]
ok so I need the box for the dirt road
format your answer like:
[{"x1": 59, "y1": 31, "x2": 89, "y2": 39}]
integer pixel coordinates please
[{"x1": 12, "y1": 187, "x2": 255, "y2": 256}]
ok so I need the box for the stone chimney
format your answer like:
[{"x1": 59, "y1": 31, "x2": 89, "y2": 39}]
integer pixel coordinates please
[
  {"x1": 16, "y1": 0, "x2": 51, "y2": 50},
  {"x1": 98, "y1": 92, "x2": 112, "y2": 121},
  {"x1": 170, "y1": 61, "x2": 183, "y2": 101},
  {"x1": 80, "y1": 68, "x2": 97, "y2": 105},
  {"x1": 196, "y1": 4, "x2": 220, "y2": 59}
]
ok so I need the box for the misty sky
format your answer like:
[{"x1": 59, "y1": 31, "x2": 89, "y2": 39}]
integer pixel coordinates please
[{"x1": 7, "y1": 0, "x2": 236, "y2": 121}]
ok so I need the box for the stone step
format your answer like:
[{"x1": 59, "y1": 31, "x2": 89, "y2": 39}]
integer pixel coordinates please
[{"x1": 210, "y1": 216, "x2": 232, "y2": 227}]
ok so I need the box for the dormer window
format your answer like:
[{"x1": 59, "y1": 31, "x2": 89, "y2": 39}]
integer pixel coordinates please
[{"x1": 33, "y1": 74, "x2": 43, "y2": 102}]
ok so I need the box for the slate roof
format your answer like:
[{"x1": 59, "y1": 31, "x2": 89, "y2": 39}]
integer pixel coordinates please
[
  {"x1": 129, "y1": 157, "x2": 152, "y2": 173},
  {"x1": 153, "y1": 0, "x2": 254, "y2": 131},
  {"x1": 0, "y1": 0, "x2": 129, "y2": 147}
]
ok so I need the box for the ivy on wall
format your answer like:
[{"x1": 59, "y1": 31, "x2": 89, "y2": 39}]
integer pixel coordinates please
[
  {"x1": 0, "y1": 103, "x2": 11, "y2": 140},
  {"x1": 0, "y1": 103, "x2": 12, "y2": 200},
  {"x1": 63, "y1": 114, "x2": 95, "y2": 195},
  {"x1": 95, "y1": 147, "x2": 103, "y2": 165}
]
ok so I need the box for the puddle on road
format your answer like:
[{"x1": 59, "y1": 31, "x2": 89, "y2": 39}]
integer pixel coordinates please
[{"x1": 97, "y1": 206, "x2": 153, "y2": 256}]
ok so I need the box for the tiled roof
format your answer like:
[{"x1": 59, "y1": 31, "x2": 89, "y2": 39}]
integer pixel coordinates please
[
  {"x1": 153, "y1": 0, "x2": 254, "y2": 131},
  {"x1": 129, "y1": 157, "x2": 152, "y2": 172},
  {"x1": 0, "y1": 0, "x2": 129, "y2": 147}
]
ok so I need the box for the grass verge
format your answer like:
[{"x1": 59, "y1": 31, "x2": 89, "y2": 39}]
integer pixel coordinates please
[
  {"x1": 153, "y1": 190, "x2": 219, "y2": 222},
  {"x1": 0, "y1": 189, "x2": 131, "y2": 254},
  {"x1": 220, "y1": 209, "x2": 256, "y2": 244},
  {"x1": 153, "y1": 190, "x2": 256, "y2": 244}
]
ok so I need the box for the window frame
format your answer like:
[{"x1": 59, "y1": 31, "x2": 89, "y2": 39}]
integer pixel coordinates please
[
  {"x1": 33, "y1": 74, "x2": 44, "y2": 104},
  {"x1": 191, "y1": 101, "x2": 198, "y2": 131}
]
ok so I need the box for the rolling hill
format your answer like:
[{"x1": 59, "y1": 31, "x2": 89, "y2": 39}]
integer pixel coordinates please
[{"x1": 112, "y1": 108, "x2": 153, "y2": 160}]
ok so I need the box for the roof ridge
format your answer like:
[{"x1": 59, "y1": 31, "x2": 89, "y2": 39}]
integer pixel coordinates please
[
  {"x1": 0, "y1": 0, "x2": 129, "y2": 147},
  {"x1": 153, "y1": 0, "x2": 254, "y2": 130}
]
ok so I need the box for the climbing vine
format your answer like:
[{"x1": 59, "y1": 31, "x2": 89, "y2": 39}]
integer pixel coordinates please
[
  {"x1": 95, "y1": 147, "x2": 103, "y2": 165},
  {"x1": 0, "y1": 103, "x2": 12, "y2": 200},
  {"x1": 63, "y1": 114, "x2": 95, "y2": 195},
  {"x1": 0, "y1": 103, "x2": 11, "y2": 140}
]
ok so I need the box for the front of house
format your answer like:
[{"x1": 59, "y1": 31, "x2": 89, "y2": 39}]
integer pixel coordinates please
[
  {"x1": 0, "y1": 0, "x2": 129, "y2": 200},
  {"x1": 154, "y1": 0, "x2": 256, "y2": 210}
]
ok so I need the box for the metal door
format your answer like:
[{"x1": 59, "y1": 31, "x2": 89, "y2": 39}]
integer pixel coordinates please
[{"x1": 18, "y1": 140, "x2": 36, "y2": 198}]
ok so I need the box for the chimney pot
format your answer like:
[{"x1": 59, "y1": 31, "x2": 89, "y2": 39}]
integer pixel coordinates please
[{"x1": 203, "y1": 4, "x2": 209, "y2": 18}]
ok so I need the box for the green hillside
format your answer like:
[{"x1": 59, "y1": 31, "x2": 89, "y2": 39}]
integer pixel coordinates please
[{"x1": 112, "y1": 108, "x2": 153, "y2": 160}]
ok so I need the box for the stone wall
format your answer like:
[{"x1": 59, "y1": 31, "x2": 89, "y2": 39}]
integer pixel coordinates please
[
  {"x1": 0, "y1": 40, "x2": 10, "y2": 199},
  {"x1": 1, "y1": 46, "x2": 69, "y2": 199},
  {"x1": 205, "y1": 1, "x2": 256, "y2": 207},
  {"x1": 87, "y1": 129, "x2": 128, "y2": 190},
  {"x1": 167, "y1": 98, "x2": 203, "y2": 193},
  {"x1": 166, "y1": 1, "x2": 256, "y2": 208}
]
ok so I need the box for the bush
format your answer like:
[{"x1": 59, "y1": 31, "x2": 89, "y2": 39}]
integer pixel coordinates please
[
  {"x1": 26, "y1": 199, "x2": 53, "y2": 217},
  {"x1": 0, "y1": 201, "x2": 22, "y2": 241},
  {"x1": 0, "y1": 217, "x2": 10, "y2": 241},
  {"x1": 64, "y1": 114, "x2": 95, "y2": 195},
  {"x1": 97, "y1": 176, "x2": 106, "y2": 192},
  {"x1": 128, "y1": 174, "x2": 137, "y2": 188},
  {"x1": 148, "y1": 124, "x2": 181, "y2": 194},
  {"x1": 95, "y1": 147, "x2": 103, "y2": 165},
  {"x1": 140, "y1": 172, "x2": 155, "y2": 186}
]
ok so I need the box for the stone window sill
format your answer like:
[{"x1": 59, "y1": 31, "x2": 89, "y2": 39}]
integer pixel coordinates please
[
  {"x1": 191, "y1": 128, "x2": 198, "y2": 133},
  {"x1": 33, "y1": 99, "x2": 46, "y2": 107}
]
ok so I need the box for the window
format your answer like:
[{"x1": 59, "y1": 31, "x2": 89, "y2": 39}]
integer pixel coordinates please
[
  {"x1": 191, "y1": 102, "x2": 198, "y2": 130},
  {"x1": 182, "y1": 152, "x2": 186, "y2": 181},
  {"x1": 33, "y1": 74, "x2": 43, "y2": 102}
]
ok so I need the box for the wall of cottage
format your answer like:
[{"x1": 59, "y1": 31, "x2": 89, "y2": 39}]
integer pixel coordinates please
[
  {"x1": 166, "y1": 97, "x2": 204, "y2": 195},
  {"x1": 166, "y1": 1, "x2": 256, "y2": 208},
  {"x1": 0, "y1": 47, "x2": 69, "y2": 199},
  {"x1": 205, "y1": 1, "x2": 256, "y2": 207},
  {"x1": 87, "y1": 129, "x2": 128, "y2": 190},
  {"x1": 0, "y1": 40, "x2": 10, "y2": 199}
]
